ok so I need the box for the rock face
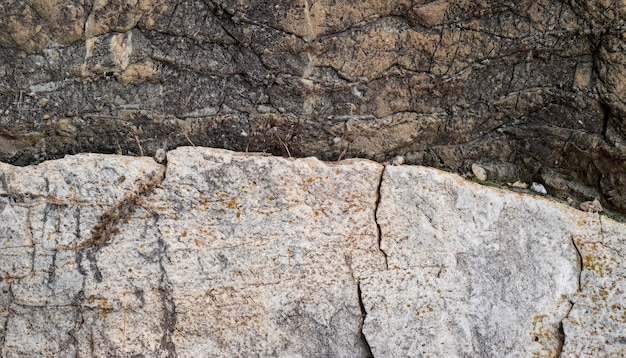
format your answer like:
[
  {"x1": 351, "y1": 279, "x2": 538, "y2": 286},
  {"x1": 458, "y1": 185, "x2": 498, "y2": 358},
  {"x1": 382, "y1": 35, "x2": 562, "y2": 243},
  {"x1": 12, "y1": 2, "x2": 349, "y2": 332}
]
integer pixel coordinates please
[
  {"x1": 0, "y1": 0, "x2": 625, "y2": 215},
  {"x1": 1, "y1": 147, "x2": 625, "y2": 356}
]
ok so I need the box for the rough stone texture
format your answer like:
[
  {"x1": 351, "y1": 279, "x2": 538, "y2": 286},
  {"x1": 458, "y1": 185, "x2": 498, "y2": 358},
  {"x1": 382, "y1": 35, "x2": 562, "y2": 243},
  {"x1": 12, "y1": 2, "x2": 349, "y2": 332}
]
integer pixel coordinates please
[
  {"x1": 563, "y1": 215, "x2": 626, "y2": 356},
  {"x1": 366, "y1": 165, "x2": 583, "y2": 356},
  {"x1": 0, "y1": 0, "x2": 625, "y2": 215},
  {"x1": 0, "y1": 147, "x2": 384, "y2": 356},
  {"x1": 1, "y1": 147, "x2": 626, "y2": 356}
]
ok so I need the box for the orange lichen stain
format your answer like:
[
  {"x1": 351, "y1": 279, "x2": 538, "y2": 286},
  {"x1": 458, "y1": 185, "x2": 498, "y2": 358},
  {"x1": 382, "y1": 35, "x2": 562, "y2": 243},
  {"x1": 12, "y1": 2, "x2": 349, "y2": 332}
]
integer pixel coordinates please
[
  {"x1": 242, "y1": 298, "x2": 249, "y2": 304},
  {"x1": 287, "y1": 248, "x2": 293, "y2": 255},
  {"x1": 577, "y1": 220, "x2": 587, "y2": 226},
  {"x1": 236, "y1": 211, "x2": 241, "y2": 219},
  {"x1": 182, "y1": 231, "x2": 188, "y2": 237},
  {"x1": 139, "y1": 244, "x2": 145, "y2": 249},
  {"x1": 314, "y1": 211, "x2": 319, "y2": 217}
]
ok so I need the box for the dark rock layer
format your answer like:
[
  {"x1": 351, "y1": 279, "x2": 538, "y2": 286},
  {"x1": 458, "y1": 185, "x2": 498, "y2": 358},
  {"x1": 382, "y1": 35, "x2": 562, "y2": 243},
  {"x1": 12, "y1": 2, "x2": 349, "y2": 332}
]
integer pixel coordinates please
[{"x1": 0, "y1": 0, "x2": 624, "y2": 212}]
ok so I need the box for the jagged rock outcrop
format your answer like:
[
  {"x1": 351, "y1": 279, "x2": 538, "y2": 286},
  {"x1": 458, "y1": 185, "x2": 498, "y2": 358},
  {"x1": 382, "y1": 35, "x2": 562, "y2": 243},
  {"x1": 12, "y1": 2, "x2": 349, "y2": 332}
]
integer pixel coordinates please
[
  {"x1": 1, "y1": 147, "x2": 625, "y2": 356},
  {"x1": 0, "y1": 0, "x2": 625, "y2": 214}
]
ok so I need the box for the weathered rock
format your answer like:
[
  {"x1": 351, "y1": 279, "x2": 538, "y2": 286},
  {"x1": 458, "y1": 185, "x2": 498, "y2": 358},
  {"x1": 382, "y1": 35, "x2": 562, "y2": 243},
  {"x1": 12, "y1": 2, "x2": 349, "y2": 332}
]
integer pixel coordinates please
[
  {"x1": 1, "y1": 148, "x2": 625, "y2": 356},
  {"x1": 0, "y1": 147, "x2": 384, "y2": 356},
  {"x1": 365, "y1": 166, "x2": 574, "y2": 356},
  {"x1": 471, "y1": 163, "x2": 488, "y2": 181},
  {"x1": 531, "y1": 181, "x2": 548, "y2": 195},
  {"x1": 563, "y1": 216, "x2": 626, "y2": 356},
  {"x1": 0, "y1": 0, "x2": 625, "y2": 215}
]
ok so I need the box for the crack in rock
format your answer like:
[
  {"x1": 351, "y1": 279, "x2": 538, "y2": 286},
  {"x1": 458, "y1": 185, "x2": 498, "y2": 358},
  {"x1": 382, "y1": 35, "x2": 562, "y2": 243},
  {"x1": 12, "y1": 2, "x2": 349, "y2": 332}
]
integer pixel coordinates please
[{"x1": 374, "y1": 165, "x2": 389, "y2": 270}]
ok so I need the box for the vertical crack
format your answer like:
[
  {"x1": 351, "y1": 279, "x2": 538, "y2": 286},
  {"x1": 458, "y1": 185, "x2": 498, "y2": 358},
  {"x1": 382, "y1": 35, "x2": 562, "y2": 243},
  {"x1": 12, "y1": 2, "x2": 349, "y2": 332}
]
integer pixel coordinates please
[
  {"x1": 357, "y1": 282, "x2": 374, "y2": 358},
  {"x1": 600, "y1": 101, "x2": 611, "y2": 139},
  {"x1": 556, "y1": 235, "x2": 584, "y2": 357},
  {"x1": 375, "y1": 165, "x2": 389, "y2": 270}
]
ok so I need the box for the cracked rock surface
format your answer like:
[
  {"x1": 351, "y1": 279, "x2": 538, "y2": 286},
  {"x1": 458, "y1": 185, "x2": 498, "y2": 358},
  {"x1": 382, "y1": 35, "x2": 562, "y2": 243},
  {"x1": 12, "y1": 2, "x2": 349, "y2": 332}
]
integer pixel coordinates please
[
  {"x1": 1, "y1": 147, "x2": 626, "y2": 356},
  {"x1": 1, "y1": 0, "x2": 625, "y2": 215}
]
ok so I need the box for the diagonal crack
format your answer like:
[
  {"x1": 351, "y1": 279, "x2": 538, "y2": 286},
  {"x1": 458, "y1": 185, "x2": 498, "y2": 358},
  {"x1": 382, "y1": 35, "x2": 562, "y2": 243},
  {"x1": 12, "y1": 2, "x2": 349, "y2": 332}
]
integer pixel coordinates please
[{"x1": 571, "y1": 235, "x2": 583, "y2": 292}]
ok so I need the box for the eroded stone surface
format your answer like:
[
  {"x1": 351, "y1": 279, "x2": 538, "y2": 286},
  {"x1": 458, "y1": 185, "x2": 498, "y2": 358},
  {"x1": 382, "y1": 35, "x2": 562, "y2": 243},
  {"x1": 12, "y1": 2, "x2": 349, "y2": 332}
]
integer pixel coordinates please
[
  {"x1": 363, "y1": 165, "x2": 623, "y2": 357},
  {"x1": 562, "y1": 216, "x2": 626, "y2": 356},
  {"x1": 1, "y1": 148, "x2": 626, "y2": 357},
  {"x1": 0, "y1": 147, "x2": 384, "y2": 356},
  {"x1": 0, "y1": 153, "x2": 165, "y2": 356}
]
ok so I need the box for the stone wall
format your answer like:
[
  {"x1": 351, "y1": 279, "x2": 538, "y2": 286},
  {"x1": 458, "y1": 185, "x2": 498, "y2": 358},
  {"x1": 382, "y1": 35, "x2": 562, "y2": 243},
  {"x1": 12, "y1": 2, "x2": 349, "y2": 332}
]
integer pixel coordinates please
[{"x1": 1, "y1": 147, "x2": 624, "y2": 356}]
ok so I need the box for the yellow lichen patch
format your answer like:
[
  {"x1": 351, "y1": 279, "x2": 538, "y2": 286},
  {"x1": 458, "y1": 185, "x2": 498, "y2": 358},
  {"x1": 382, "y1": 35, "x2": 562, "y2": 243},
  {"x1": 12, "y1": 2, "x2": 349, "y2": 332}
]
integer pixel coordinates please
[
  {"x1": 227, "y1": 198, "x2": 238, "y2": 210},
  {"x1": 528, "y1": 314, "x2": 560, "y2": 355},
  {"x1": 118, "y1": 61, "x2": 159, "y2": 84}
]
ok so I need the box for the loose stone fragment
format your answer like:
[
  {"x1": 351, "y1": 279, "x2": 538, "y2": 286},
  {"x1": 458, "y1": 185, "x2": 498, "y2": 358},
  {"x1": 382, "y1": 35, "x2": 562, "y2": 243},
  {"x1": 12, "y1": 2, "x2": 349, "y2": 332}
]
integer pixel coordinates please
[
  {"x1": 154, "y1": 148, "x2": 167, "y2": 164},
  {"x1": 507, "y1": 181, "x2": 528, "y2": 189},
  {"x1": 531, "y1": 182, "x2": 548, "y2": 194},
  {"x1": 471, "y1": 163, "x2": 488, "y2": 181}
]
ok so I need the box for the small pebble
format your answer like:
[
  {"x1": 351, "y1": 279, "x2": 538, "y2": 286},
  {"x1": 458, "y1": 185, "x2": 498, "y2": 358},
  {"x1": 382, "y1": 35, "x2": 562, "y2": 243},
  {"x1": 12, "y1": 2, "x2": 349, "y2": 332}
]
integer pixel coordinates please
[
  {"x1": 472, "y1": 163, "x2": 487, "y2": 181},
  {"x1": 507, "y1": 181, "x2": 528, "y2": 189},
  {"x1": 530, "y1": 182, "x2": 547, "y2": 194},
  {"x1": 154, "y1": 149, "x2": 167, "y2": 164},
  {"x1": 391, "y1": 156, "x2": 405, "y2": 166}
]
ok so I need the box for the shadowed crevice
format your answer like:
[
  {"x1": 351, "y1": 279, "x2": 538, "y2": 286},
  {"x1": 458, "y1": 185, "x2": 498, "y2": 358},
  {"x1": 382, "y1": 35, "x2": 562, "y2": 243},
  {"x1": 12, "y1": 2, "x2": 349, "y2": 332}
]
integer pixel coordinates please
[{"x1": 357, "y1": 282, "x2": 374, "y2": 358}]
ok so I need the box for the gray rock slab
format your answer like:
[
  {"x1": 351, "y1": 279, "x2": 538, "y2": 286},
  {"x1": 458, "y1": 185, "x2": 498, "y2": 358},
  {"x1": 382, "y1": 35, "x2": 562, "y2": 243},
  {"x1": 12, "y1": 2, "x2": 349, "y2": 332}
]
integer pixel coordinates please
[
  {"x1": 562, "y1": 215, "x2": 626, "y2": 356},
  {"x1": 0, "y1": 147, "x2": 385, "y2": 356},
  {"x1": 1, "y1": 148, "x2": 626, "y2": 357},
  {"x1": 362, "y1": 165, "x2": 612, "y2": 357}
]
